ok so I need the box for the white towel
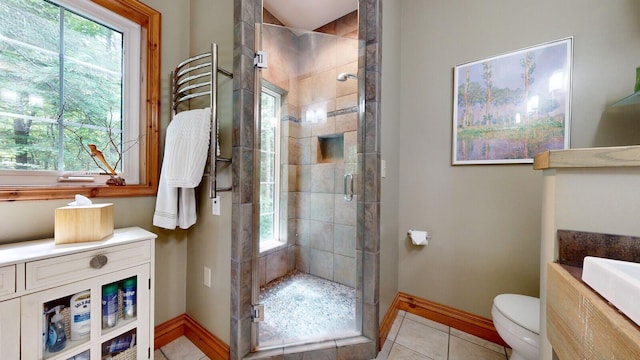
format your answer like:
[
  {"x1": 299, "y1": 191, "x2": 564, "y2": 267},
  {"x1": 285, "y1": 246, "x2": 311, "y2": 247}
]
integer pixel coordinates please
[
  {"x1": 164, "y1": 107, "x2": 211, "y2": 188},
  {"x1": 153, "y1": 175, "x2": 196, "y2": 230},
  {"x1": 153, "y1": 108, "x2": 211, "y2": 230}
]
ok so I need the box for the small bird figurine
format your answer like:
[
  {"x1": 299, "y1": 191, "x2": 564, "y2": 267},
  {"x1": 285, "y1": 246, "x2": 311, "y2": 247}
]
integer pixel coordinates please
[{"x1": 88, "y1": 144, "x2": 117, "y2": 175}]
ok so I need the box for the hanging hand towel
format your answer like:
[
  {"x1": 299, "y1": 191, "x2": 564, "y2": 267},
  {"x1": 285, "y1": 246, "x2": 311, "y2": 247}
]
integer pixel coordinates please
[
  {"x1": 164, "y1": 107, "x2": 211, "y2": 188},
  {"x1": 153, "y1": 108, "x2": 211, "y2": 230}
]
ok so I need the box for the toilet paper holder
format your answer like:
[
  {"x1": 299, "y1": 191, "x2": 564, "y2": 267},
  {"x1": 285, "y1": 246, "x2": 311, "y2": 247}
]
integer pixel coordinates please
[
  {"x1": 407, "y1": 229, "x2": 431, "y2": 246},
  {"x1": 407, "y1": 229, "x2": 432, "y2": 239}
]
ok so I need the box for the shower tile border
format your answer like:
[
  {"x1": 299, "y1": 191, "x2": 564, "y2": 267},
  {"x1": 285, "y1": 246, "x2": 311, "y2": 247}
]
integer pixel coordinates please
[{"x1": 281, "y1": 105, "x2": 357, "y2": 124}]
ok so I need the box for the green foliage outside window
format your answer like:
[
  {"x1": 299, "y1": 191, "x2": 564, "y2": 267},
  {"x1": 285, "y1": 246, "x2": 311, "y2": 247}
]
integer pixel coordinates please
[
  {"x1": 259, "y1": 88, "x2": 279, "y2": 243},
  {"x1": 0, "y1": 0, "x2": 123, "y2": 173}
]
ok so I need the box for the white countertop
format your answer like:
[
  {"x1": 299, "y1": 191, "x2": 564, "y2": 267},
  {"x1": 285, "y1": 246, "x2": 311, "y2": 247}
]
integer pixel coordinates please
[{"x1": 0, "y1": 227, "x2": 156, "y2": 266}]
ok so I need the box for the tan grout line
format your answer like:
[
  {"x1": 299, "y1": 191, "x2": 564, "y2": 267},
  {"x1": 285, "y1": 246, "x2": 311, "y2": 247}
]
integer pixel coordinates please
[
  {"x1": 158, "y1": 348, "x2": 169, "y2": 360},
  {"x1": 449, "y1": 334, "x2": 507, "y2": 358},
  {"x1": 446, "y1": 329, "x2": 452, "y2": 359}
]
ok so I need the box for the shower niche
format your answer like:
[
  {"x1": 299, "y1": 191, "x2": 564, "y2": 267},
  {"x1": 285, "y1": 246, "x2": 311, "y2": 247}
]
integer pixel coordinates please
[{"x1": 318, "y1": 134, "x2": 344, "y2": 163}]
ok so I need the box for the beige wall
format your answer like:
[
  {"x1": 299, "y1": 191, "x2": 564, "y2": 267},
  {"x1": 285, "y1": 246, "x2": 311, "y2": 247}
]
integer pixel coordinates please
[
  {"x1": 398, "y1": 0, "x2": 639, "y2": 318},
  {"x1": 139, "y1": 0, "x2": 191, "y2": 327},
  {"x1": 379, "y1": 0, "x2": 401, "y2": 320},
  {"x1": 0, "y1": 197, "x2": 156, "y2": 244},
  {"x1": 184, "y1": 0, "x2": 234, "y2": 344},
  {"x1": 186, "y1": 187, "x2": 232, "y2": 344}
]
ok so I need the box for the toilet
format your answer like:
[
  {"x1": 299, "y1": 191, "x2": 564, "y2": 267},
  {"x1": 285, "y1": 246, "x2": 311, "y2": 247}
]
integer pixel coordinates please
[{"x1": 491, "y1": 294, "x2": 540, "y2": 360}]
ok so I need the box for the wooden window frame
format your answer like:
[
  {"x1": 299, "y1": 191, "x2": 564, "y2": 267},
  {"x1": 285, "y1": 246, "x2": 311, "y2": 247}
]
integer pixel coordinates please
[{"x1": 0, "y1": 0, "x2": 160, "y2": 202}]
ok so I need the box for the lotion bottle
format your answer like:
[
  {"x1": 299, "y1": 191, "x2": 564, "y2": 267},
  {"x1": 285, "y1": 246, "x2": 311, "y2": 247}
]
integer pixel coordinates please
[{"x1": 70, "y1": 290, "x2": 91, "y2": 341}]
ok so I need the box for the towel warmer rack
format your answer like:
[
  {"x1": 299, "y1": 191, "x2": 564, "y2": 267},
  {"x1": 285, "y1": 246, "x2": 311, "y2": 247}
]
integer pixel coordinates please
[{"x1": 170, "y1": 43, "x2": 233, "y2": 199}]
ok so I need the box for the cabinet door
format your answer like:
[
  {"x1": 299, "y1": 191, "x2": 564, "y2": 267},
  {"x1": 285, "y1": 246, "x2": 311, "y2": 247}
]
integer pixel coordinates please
[
  {"x1": 99, "y1": 266, "x2": 151, "y2": 360},
  {"x1": 21, "y1": 264, "x2": 151, "y2": 360},
  {"x1": 0, "y1": 298, "x2": 20, "y2": 359}
]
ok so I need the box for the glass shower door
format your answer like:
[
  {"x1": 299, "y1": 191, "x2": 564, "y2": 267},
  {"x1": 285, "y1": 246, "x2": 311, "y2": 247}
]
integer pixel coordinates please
[{"x1": 252, "y1": 22, "x2": 360, "y2": 350}]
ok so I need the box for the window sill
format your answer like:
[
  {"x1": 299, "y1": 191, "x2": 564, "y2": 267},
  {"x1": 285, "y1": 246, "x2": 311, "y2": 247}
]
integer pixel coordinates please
[
  {"x1": 0, "y1": 183, "x2": 157, "y2": 201},
  {"x1": 260, "y1": 239, "x2": 287, "y2": 254}
]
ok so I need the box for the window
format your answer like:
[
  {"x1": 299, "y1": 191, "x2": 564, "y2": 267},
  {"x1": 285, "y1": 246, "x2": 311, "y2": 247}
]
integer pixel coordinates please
[
  {"x1": 0, "y1": 0, "x2": 160, "y2": 201},
  {"x1": 259, "y1": 87, "x2": 281, "y2": 251}
]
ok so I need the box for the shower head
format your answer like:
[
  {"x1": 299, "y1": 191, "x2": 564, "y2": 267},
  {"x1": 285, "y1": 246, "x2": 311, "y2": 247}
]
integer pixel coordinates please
[{"x1": 336, "y1": 73, "x2": 357, "y2": 82}]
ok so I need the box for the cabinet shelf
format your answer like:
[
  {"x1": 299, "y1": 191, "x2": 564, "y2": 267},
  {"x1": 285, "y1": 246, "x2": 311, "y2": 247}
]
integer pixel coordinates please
[
  {"x1": 43, "y1": 339, "x2": 89, "y2": 360},
  {"x1": 100, "y1": 316, "x2": 137, "y2": 339}
]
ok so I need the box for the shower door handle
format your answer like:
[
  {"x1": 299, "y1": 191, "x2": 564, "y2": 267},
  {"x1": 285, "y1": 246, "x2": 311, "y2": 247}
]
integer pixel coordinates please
[{"x1": 344, "y1": 173, "x2": 353, "y2": 201}]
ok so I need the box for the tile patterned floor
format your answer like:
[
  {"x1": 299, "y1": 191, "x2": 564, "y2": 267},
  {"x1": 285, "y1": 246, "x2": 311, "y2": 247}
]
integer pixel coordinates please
[
  {"x1": 155, "y1": 310, "x2": 510, "y2": 360},
  {"x1": 376, "y1": 311, "x2": 510, "y2": 360},
  {"x1": 154, "y1": 336, "x2": 210, "y2": 360}
]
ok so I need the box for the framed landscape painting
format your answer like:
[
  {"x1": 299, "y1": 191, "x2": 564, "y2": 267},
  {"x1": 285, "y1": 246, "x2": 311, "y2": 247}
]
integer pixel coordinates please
[{"x1": 452, "y1": 37, "x2": 572, "y2": 165}]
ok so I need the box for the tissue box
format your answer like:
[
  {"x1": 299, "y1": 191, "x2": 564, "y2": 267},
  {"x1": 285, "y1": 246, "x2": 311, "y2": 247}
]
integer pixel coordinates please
[{"x1": 54, "y1": 203, "x2": 114, "y2": 244}]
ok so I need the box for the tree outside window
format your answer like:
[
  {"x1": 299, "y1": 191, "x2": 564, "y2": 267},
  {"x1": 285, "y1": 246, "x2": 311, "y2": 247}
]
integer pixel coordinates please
[
  {"x1": 0, "y1": 0, "x2": 128, "y2": 175},
  {"x1": 259, "y1": 87, "x2": 280, "y2": 246}
]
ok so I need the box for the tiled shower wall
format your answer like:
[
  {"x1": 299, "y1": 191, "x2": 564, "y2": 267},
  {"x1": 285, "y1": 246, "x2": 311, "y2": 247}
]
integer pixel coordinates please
[{"x1": 257, "y1": 12, "x2": 359, "y2": 288}]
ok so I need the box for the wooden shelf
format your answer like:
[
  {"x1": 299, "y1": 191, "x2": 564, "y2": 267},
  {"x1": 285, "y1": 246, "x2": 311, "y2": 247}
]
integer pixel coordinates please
[
  {"x1": 612, "y1": 91, "x2": 640, "y2": 107},
  {"x1": 533, "y1": 145, "x2": 640, "y2": 170}
]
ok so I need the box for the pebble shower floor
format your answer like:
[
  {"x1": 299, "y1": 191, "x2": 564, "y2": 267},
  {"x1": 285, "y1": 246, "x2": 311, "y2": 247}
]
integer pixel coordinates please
[{"x1": 258, "y1": 271, "x2": 358, "y2": 347}]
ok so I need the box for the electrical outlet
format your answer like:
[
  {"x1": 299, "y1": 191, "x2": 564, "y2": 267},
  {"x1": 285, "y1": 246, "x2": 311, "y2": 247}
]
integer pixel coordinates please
[{"x1": 204, "y1": 266, "x2": 212, "y2": 288}]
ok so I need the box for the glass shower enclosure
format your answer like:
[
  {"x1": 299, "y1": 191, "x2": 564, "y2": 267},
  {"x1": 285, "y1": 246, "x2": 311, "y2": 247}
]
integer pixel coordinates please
[{"x1": 252, "y1": 22, "x2": 360, "y2": 349}]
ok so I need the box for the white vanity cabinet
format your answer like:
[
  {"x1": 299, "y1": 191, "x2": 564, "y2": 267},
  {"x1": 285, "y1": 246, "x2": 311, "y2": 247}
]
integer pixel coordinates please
[{"x1": 0, "y1": 227, "x2": 156, "y2": 360}]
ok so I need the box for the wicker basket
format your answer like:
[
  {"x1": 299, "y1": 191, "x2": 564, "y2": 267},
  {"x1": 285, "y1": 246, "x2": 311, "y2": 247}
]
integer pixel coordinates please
[
  {"x1": 111, "y1": 346, "x2": 137, "y2": 360},
  {"x1": 61, "y1": 306, "x2": 71, "y2": 340},
  {"x1": 118, "y1": 287, "x2": 124, "y2": 320}
]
